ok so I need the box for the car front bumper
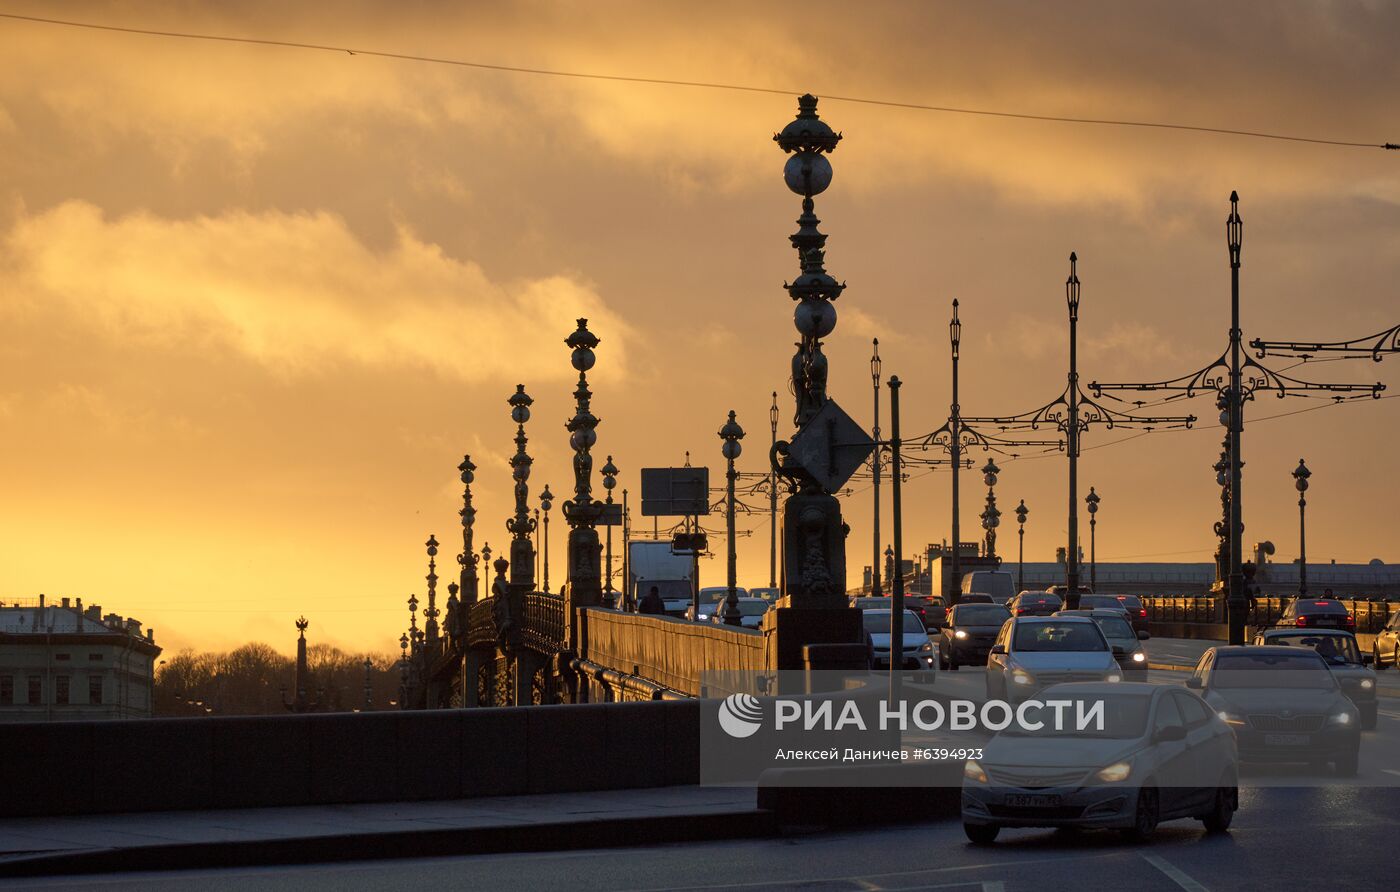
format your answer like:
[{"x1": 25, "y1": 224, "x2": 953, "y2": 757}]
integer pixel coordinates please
[
  {"x1": 1232, "y1": 725, "x2": 1359, "y2": 762},
  {"x1": 961, "y1": 783, "x2": 1141, "y2": 830}
]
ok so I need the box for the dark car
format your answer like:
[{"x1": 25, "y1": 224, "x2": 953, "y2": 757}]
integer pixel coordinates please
[
  {"x1": 1276, "y1": 598, "x2": 1355, "y2": 632},
  {"x1": 938, "y1": 603, "x2": 1011, "y2": 670},
  {"x1": 1057, "y1": 608, "x2": 1150, "y2": 679},
  {"x1": 1078, "y1": 594, "x2": 1149, "y2": 634},
  {"x1": 1188, "y1": 645, "x2": 1361, "y2": 775},
  {"x1": 1008, "y1": 592, "x2": 1063, "y2": 617},
  {"x1": 1252, "y1": 628, "x2": 1378, "y2": 730}
]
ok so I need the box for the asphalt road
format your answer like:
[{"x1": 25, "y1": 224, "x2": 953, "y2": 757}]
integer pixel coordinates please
[{"x1": 8, "y1": 784, "x2": 1396, "y2": 891}]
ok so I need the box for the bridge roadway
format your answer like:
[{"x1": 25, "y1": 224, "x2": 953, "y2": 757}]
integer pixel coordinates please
[{"x1": 23, "y1": 784, "x2": 1396, "y2": 890}]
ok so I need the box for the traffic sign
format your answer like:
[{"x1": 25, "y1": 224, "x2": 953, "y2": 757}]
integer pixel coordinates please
[
  {"x1": 785, "y1": 398, "x2": 875, "y2": 493},
  {"x1": 641, "y1": 467, "x2": 711, "y2": 516}
]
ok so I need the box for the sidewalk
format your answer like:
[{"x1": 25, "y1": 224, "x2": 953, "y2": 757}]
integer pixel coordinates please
[{"x1": 0, "y1": 786, "x2": 771, "y2": 878}]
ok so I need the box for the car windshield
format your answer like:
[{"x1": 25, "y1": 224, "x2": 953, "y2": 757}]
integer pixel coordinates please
[
  {"x1": 952, "y1": 605, "x2": 1010, "y2": 625},
  {"x1": 1079, "y1": 596, "x2": 1123, "y2": 609},
  {"x1": 863, "y1": 612, "x2": 925, "y2": 634},
  {"x1": 1000, "y1": 694, "x2": 1151, "y2": 739},
  {"x1": 1212, "y1": 653, "x2": 1337, "y2": 688},
  {"x1": 651, "y1": 581, "x2": 692, "y2": 601},
  {"x1": 1013, "y1": 621, "x2": 1107, "y2": 652},
  {"x1": 1265, "y1": 633, "x2": 1361, "y2": 665},
  {"x1": 1090, "y1": 616, "x2": 1138, "y2": 644},
  {"x1": 737, "y1": 601, "x2": 768, "y2": 616}
]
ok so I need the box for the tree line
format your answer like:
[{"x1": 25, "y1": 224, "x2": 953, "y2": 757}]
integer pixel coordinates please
[{"x1": 154, "y1": 642, "x2": 404, "y2": 716}]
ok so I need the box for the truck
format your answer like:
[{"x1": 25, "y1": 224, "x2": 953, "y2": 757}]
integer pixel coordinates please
[
  {"x1": 627, "y1": 540, "x2": 695, "y2": 617},
  {"x1": 961, "y1": 570, "x2": 1016, "y2": 603}
]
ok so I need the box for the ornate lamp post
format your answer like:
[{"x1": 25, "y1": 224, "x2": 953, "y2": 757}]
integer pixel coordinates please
[
  {"x1": 563, "y1": 318, "x2": 605, "y2": 605},
  {"x1": 506, "y1": 385, "x2": 538, "y2": 591},
  {"x1": 397, "y1": 632, "x2": 409, "y2": 709},
  {"x1": 884, "y1": 544, "x2": 895, "y2": 592},
  {"x1": 1065, "y1": 257, "x2": 1083, "y2": 603},
  {"x1": 423, "y1": 535, "x2": 440, "y2": 646},
  {"x1": 457, "y1": 456, "x2": 479, "y2": 608},
  {"x1": 719, "y1": 411, "x2": 746, "y2": 625},
  {"x1": 407, "y1": 592, "x2": 419, "y2": 655},
  {"x1": 949, "y1": 302, "x2": 963, "y2": 598},
  {"x1": 1015, "y1": 500, "x2": 1029, "y2": 592},
  {"x1": 1293, "y1": 458, "x2": 1310, "y2": 597},
  {"x1": 363, "y1": 657, "x2": 373, "y2": 711},
  {"x1": 1085, "y1": 487, "x2": 1101, "y2": 592},
  {"x1": 980, "y1": 459, "x2": 1001, "y2": 559},
  {"x1": 769, "y1": 392, "x2": 779, "y2": 590},
  {"x1": 871, "y1": 338, "x2": 883, "y2": 596},
  {"x1": 602, "y1": 455, "x2": 619, "y2": 608},
  {"x1": 539, "y1": 486, "x2": 553, "y2": 593}
]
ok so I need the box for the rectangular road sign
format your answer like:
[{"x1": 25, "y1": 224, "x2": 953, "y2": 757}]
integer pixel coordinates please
[
  {"x1": 641, "y1": 467, "x2": 711, "y2": 516},
  {"x1": 599, "y1": 503, "x2": 623, "y2": 527}
]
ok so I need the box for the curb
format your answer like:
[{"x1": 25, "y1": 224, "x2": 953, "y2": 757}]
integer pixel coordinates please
[{"x1": 0, "y1": 809, "x2": 777, "y2": 879}]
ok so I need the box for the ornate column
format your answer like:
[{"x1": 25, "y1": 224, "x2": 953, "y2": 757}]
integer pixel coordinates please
[
  {"x1": 506, "y1": 385, "x2": 538, "y2": 592},
  {"x1": 772, "y1": 94, "x2": 848, "y2": 609},
  {"x1": 563, "y1": 319, "x2": 604, "y2": 606},
  {"x1": 602, "y1": 456, "x2": 619, "y2": 608},
  {"x1": 980, "y1": 459, "x2": 1001, "y2": 560}
]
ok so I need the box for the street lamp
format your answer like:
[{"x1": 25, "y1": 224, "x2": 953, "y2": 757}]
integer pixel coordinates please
[
  {"x1": 871, "y1": 338, "x2": 883, "y2": 596},
  {"x1": 1293, "y1": 458, "x2": 1310, "y2": 597},
  {"x1": 980, "y1": 459, "x2": 1000, "y2": 559},
  {"x1": 540, "y1": 485, "x2": 554, "y2": 593},
  {"x1": 719, "y1": 411, "x2": 745, "y2": 625},
  {"x1": 884, "y1": 544, "x2": 895, "y2": 593},
  {"x1": 602, "y1": 455, "x2": 619, "y2": 608},
  {"x1": 1015, "y1": 499, "x2": 1029, "y2": 592},
  {"x1": 1085, "y1": 487, "x2": 1101, "y2": 592}
]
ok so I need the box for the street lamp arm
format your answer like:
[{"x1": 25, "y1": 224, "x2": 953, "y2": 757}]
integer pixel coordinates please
[
  {"x1": 1091, "y1": 348, "x2": 1385, "y2": 402},
  {"x1": 1251, "y1": 321, "x2": 1400, "y2": 362}
]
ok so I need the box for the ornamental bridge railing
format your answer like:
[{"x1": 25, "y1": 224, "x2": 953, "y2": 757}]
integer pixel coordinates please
[{"x1": 1140, "y1": 595, "x2": 1395, "y2": 633}]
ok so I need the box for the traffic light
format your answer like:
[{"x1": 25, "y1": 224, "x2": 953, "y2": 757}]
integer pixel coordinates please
[{"x1": 671, "y1": 532, "x2": 708, "y2": 554}]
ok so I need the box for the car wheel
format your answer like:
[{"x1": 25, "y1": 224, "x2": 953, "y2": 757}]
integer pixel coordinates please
[
  {"x1": 1362, "y1": 704, "x2": 1378, "y2": 731},
  {"x1": 1394, "y1": 645, "x2": 1399, "y2": 670},
  {"x1": 949, "y1": 654, "x2": 960, "y2": 671},
  {"x1": 1374, "y1": 644, "x2": 1388, "y2": 670},
  {"x1": 1201, "y1": 782, "x2": 1236, "y2": 834},
  {"x1": 963, "y1": 822, "x2": 1000, "y2": 845},
  {"x1": 938, "y1": 648, "x2": 949, "y2": 670},
  {"x1": 1334, "y1": 748, "x2": 1360, "y2": 778},
  {"x1": 1120, "y1": 787, "x2": 1159, "y2": 842}
]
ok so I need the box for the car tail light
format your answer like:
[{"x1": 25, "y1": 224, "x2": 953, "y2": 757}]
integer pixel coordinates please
[
  {"x1": 1296, "y1": 615, "x2": 1308, "y2": 627},
  {"x1": 1345, "y1": 614, "x2": 1355, "y2": 628},
  {"x1": 1139, "y1": 608, "x2": 1147, "y2": 618},
  {"x1": 1016, "y1": 608, "x2": 1027, "y2": 615}
]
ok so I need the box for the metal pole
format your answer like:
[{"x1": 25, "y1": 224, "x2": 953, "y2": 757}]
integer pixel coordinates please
[
  {"x1": 720, "y1": 411, "x2": 745, "y2": 624},
  {"x1": 1227, "y1": 193, "x2": 1246, "y2": 646},
  {"x1": 769, "y1": 392, "x2": 778, "y2": 590},
  {"x1": 1066, "y1": 254, "x2": 1081, "y2": 607},
  {"x1": 622, "y1": 488, "x2": 631, "y2": 609},
  {"x1": 1090, "y1": 515, "x2": 1097, "y2": 592},
  {"x1": 872, "y1": 339, "x2": 882, "y2": 596},
  {"x1": 949, "y1": 301, "x2": 961, "y2": 605},
  {"x1": 543, "y1": 507, "x2": 550, "y2": 593},
  {"x1": 1294, "y1": 458, "x2": 1309, "y2": 599},
  {"x1": 888, "y1": 375, "x2": 905, "y2": 703}
]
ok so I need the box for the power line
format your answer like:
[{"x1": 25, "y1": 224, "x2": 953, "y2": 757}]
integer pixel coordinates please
[{"x1": 1, "y1": 11, "x2": 1395, "y2": 152}]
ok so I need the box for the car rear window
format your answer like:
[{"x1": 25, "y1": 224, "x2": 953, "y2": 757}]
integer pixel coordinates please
[
  {"x1": 1297, "y1": 600, "x2": 1347, "y2": 613},
  {"x1": 1016, "y1": 594, "x2": 1062, "y2": 608}
]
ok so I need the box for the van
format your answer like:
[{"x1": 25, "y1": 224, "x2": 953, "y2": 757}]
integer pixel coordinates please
[{"x1": 961, "y1": 570, "x2": 1015, "y2": 602}]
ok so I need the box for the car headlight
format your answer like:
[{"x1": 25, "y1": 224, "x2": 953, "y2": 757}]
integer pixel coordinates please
[
  {"x1": 1131, "y1": 652, "x2": 1146, "y2": 663},
  {"x1": 1011, "y1": 668, "x2": 1035, "y2": 685},
  {"x1": 954, "y1": 629, "x2": 968, "y2": 639},
  {"x1": 918, "y1": 641, "x2": 933, "y2": 653},
  {"x1": 1107, "y1": 672, "x2": 1122, "y2": 683},
  {"x1": 1096, "y1": 761, "x2": 1131, "y2": 783},
  {"x1": 964, "y1": 760, "x2": 988, "y2": 783},
  {"x1": 1217, "y1": 710, "x2": 1245, "y2": 726},
  {"x1": 1360, "y1": 679, "x2": 1374, "y2": 690},
  {"x1": 1329, "y1": 711, "x2": 1354, "y2": 726}
]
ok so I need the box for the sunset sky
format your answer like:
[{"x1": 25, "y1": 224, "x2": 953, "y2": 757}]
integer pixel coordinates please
[{"x1": 2, "y1": 2, "x2": 1398, "y2": 656}]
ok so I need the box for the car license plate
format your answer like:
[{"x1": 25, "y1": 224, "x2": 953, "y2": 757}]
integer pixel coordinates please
[
  {"x1": 1004, "y1": 793, "x2": 1062, "y2": 807},
  {"x1": 1265, "y1": 734, "x2": 1311, "y2": 746}
]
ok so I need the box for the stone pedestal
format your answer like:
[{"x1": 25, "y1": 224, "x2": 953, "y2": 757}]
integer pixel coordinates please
[
  {"x1": 781, "y1": 491, "x2": 848, "y2": 609},
  {"x1": 567, "y1": 528, "x2": 603, "y2": 609},
  {"x1": 762, "y1": 606, "x2": 864, "y2": 695}
]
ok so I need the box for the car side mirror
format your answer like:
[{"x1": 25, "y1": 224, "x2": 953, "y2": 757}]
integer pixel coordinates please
[
  {"x1": 990, "y1": 644, "x2": 1006, "y2": 655},
  {"x1": 1362, "y1": 653, "x2": 1375, "y2": 666},
  {"x1": 1136, "y1": 630, "x2": 1150, "y2": 640},
  {"x1": 1185, "y1": 677, "x2": 1204, "y2": 690},
  {"x1": 1155, "y1": 725, "x2": 1187, "y2": 743}
]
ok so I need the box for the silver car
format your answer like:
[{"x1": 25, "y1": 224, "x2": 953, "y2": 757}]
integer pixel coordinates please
[
  {"x1": 986, "y1": 615, "x2": 1122, "y2": 704},
  {"x1": 863, "y1": 609, "x2": 936, "y2": 682},
  {"x1": 962, "y1": 683, "x2": 1239, "y2": 843}
]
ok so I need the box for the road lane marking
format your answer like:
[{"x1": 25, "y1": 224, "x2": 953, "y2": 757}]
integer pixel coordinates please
[
  {"x1": 1142, "y1": 854, "x2": 1209, "y2": 892},
  {"x1": 1381, "y1": 769, "x2": 1400, "y2": 778}
]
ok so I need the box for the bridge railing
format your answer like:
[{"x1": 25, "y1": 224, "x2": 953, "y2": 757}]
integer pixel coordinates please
[
  {"x1": 577, "y1": 608, "x2": 765, "y2": 698},
  {"x1": 1141, "y1": 595, "x2": 1395, "y2": 633}
]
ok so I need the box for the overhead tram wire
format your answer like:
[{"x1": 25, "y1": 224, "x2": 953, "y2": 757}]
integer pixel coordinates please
[{"x1": 1, "y1": 11, "x2": 1395, "y2": 152}]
